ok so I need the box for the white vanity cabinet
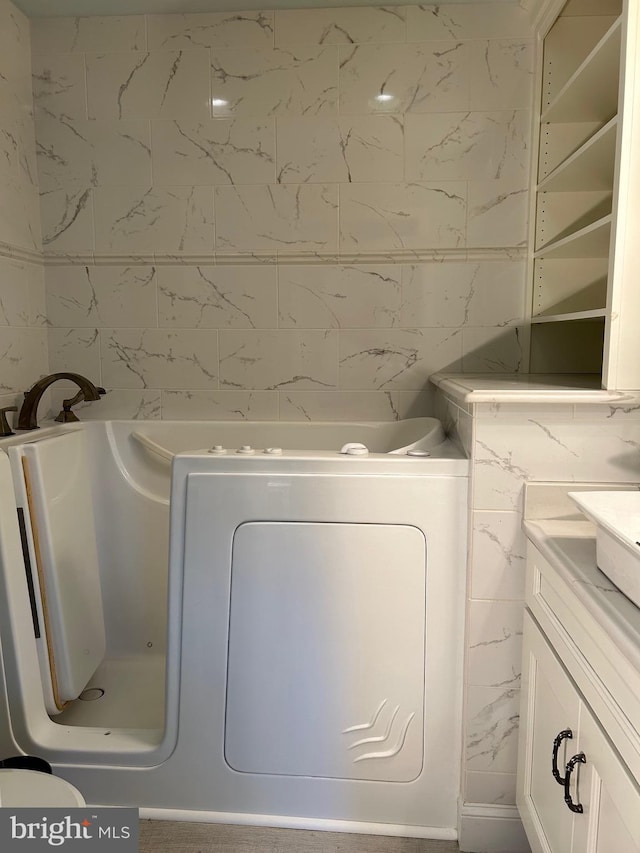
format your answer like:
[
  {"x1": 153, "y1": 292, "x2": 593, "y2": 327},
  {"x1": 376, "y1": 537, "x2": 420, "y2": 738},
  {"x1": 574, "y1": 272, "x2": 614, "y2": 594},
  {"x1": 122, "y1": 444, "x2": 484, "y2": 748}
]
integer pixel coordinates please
[{"x1": 517, "y1": 540, "x2": 640, "y2": 853}]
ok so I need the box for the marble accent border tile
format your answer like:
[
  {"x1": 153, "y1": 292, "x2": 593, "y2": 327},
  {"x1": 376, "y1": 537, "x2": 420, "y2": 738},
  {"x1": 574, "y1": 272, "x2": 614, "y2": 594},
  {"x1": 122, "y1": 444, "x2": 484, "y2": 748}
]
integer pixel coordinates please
[
  {"x1": 160, "y1": 389, "x2": 278, "y2": 420},
  {"x1": 275, "y1": 6, "x2": 406, "y2": 47},
  {"x1": 40, "y1": 247, "x2": 528, "y2": 266}
]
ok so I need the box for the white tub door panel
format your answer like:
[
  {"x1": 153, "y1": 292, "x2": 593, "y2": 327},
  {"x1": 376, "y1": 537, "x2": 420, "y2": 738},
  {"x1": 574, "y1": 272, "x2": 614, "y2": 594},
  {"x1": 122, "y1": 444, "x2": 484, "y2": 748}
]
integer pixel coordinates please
[{"x1": 225, "y1": 521, "x2": 425, "y2": 782}]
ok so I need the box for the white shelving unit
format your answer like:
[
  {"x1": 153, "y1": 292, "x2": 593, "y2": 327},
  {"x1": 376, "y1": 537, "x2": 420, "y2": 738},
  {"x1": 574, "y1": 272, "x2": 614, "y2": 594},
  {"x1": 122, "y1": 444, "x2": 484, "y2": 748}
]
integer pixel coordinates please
[{"x1": 528, "y1": 0, "x2": 640, "y2": 387}]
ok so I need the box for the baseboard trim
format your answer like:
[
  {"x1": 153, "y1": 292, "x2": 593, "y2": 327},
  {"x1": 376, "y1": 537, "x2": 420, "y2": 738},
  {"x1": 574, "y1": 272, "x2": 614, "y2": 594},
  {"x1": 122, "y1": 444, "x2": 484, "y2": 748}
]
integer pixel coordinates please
[
  {"x1": 137, "y1": 808, "x2": 456, "y2": 841},
  {"x1": 458, "y1": 803, "x2": 531, "y2": 853}
]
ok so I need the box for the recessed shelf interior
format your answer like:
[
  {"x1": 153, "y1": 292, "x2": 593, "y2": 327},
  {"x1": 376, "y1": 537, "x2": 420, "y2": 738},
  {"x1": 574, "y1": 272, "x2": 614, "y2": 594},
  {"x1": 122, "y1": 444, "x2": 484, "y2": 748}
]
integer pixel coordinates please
[
  {"x1": 533, "y1": 258, "x2": 608, "y2": 317},
  {"x1": 542, "y1": 18, "x2": 621, "y2": 123},
  {"x1": 530, "y1": 318, "x2": 605, "y2": 374},
  {"x1": 538, "y1": 118, "x2": 618, "y2": 192},
  {"x1": 535, "y1": 197, "x2": 612, "y2": 252}
]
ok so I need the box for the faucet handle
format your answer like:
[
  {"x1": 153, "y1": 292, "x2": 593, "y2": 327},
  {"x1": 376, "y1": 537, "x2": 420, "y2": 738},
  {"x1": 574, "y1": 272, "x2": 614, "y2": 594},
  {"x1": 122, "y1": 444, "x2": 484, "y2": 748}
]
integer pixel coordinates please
[{"x1": 0, "y1": 406, "x2": 18, "y2": 437}]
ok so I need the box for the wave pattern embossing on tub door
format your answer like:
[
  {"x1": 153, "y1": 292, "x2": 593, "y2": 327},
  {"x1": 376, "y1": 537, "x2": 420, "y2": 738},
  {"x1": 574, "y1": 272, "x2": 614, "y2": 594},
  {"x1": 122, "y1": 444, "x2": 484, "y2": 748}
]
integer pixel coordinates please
[{"x1": 343, "y1": 700, "x2": 416, "y2": 763}]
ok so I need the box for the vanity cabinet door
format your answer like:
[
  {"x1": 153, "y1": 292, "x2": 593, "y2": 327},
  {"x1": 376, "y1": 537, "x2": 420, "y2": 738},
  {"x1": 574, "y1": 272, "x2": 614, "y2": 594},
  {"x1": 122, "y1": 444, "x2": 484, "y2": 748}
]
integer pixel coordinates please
[
  {"x1": 518, "y1": 612, "x2": 581, "y2": 853},
  {"x1": 572, "y1": 706, "x2": 640, "y2": 853}
]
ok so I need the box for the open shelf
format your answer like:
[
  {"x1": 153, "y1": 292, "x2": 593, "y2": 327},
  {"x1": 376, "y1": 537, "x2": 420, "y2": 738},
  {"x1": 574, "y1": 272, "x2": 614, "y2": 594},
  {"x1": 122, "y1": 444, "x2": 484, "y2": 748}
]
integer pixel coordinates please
[
  {"x1": 531, "y1": 308, "x2": 606, "y2": 324},
  {"x1": 534, "y1": 214, "x2": 612, "y2": 259},
  {"x1": 542, "y1": 18, "x2": 621, "y2": 123},
  {"x1": 537, "y1": 117, "x2": 618, "y2": 192}
]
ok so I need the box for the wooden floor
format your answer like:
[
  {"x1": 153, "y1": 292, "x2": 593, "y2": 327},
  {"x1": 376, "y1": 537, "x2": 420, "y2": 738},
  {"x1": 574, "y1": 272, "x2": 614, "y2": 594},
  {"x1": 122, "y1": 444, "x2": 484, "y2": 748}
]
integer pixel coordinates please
[{"x1": 139, "y1": 821, "x2": 460, "y2": 853}]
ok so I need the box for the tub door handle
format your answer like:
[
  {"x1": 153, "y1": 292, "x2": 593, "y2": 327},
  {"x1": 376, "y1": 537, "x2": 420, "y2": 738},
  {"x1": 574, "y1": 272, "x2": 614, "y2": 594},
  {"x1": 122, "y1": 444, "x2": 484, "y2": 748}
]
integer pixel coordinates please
[
  {"x1": 564, "y1": 752, "x2": 586, "y2": 813},
  {"x1": 552, "y1": 729, "x2": 573, "y2": 785}
]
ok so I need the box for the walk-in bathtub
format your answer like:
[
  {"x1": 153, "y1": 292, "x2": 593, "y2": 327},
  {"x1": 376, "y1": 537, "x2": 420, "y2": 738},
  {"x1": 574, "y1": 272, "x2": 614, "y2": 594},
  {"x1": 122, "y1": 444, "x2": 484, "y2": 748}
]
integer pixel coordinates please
[{"x1": 0, "y1": 418, "x2": 468, "y2": 839}]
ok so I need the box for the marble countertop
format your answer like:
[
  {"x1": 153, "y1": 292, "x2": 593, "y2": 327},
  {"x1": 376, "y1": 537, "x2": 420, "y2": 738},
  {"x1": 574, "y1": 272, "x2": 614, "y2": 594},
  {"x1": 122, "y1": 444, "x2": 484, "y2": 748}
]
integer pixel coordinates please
[
  {"x1": 524, "y1": 517, "x2": 640, "y2": 674},
  {"x1": 431, "y1": 373, "x2": 637, "y2": 405}
]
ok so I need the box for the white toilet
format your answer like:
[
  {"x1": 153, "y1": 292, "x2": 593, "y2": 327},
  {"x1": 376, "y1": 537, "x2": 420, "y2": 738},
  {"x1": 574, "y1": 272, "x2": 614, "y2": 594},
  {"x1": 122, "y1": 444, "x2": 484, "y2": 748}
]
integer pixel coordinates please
[{"x1": 0, "y1": 769, "x2": 85, "y2": 806}]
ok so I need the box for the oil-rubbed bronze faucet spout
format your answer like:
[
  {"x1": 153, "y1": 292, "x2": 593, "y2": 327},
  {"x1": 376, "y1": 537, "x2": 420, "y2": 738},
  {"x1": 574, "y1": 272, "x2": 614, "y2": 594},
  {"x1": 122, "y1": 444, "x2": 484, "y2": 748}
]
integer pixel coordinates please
[{"x1": 18, "y1": 372, "x2": 105, "y2": 430}]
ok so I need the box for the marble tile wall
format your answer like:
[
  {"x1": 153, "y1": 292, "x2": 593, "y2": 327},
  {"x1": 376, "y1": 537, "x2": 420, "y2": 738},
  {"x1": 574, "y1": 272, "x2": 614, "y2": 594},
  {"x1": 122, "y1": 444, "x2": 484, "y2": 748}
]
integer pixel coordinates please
[
  {"x1": 0, "y1": 0, "x2": 47, "y2": 415},
  {"x1": 31, "y1": 4, "x2": 534, "y2": 420},
  {"x1": 455, "y1": 395, "x2": 640, "y2": 808}
]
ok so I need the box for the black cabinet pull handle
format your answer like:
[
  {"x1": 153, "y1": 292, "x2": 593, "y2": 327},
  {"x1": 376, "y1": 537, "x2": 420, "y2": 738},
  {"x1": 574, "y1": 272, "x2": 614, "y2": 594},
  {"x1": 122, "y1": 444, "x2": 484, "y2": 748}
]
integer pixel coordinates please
[
  {"x1": 552, "y1": 729, "x2": 573, "y2": 785},
  {"x1": 564, "y1": 752, "x2": 586, "y2": 813}
]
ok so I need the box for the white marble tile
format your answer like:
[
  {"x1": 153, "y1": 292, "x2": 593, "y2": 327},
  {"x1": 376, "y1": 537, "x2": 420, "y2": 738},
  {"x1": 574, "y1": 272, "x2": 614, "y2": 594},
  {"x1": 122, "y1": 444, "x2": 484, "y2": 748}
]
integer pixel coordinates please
[
  {"x1": 339, "y1": 42, "x2": 469, "y2": 115},
  {"x1": 0, "y1": 328, "x2": 48, "y2": 395},
  {"x1": 101, "y1": 328, "x2": 218, "y2": 390},
  {"x1": 86, "y1": 50, "x2": 210, "y2": 121},
  {"x1": 473, "y1": 418, "x2": 640, "y2": 512},
  {"x1": 400, "y1": 262, "x2": 525, "y2": 328},
  {"x1": 462, "y1": 327, "x2": 524, "y2": 373},
  {"x1": 467, "y1": 180, "x2": 529, "y2": 248},
  {"x1": 275, "y1": 6, "x2": 406, "y2": 46},
  {"x1": 36, "y1": 118, "x2": 152, "y2": 193},
  {"x1": 27, "y1": 263, "x2": 47, "y2": 327},
  {"x1": 160, "y1": 389, "x2": 278, "y2": 420},
  {"x1": 468, "y1": 600, "x2": 523, "y2": 689},
  {"x1": 148, "y1": 11, "x2": 273, "y2": 50},
  {"x1": 215, "y1": 184, "x2": 337, "y2": 254},
  {"x1": 0, "y1": 102, "x2": 21, "y2": 182},
  {"x1": 32, "y1": 53, "x2": 87, "y2": 122},
  {"x1": 0, "y1": 1, "x2": 30, "y2": 91},
  {"x1": 49, "y1": 387, "x2": 161, "y2": 420},
  {"x1": 573, "y1": 400, "x2": 640, "y2": 421},
  {"x1": 406, "y1": 110, "x2": 530, "y2": 182},
  {"x1": 30, "y1": 16, "x2": 146, "y2": 55},
  {"x1": 94, "y1": 186, "x2": 213, "y2": 255},
  {"x1": 17, "y1": 109, "x2": 38, "y2": 188},
  {"x1": 1, "y1": 178, "x2": 42, "y2": 251},
  {"x1": 406, "y1": 4, "x2": 532, "y2": 41},
  {"x1": 465, "y1": 771, "x2": 517, "y2": 806},
  {"x1": 219, "y1": 330, "x2": 338, "y2": 391},
  {"x1": 211, "y1": 46, "x2": 338, "y2": 117},
  {"x1": 339, "y1": 328, "x2": 462, "y2": 391},
  {"x1": 471, "y1": 511, "x2": 527, "y2": 601},
  {"x1": 340, "y1": 182, "x2": 466, "y2": 252},
  {"x1": 279, "y1": 389, "x2": 434, "y2": 422},
  {"x1": 276, "y1": 115, "x2": 403, "y2": 183},
  {"x1": 0, "y1": 257, "x2": 30, "y2": 326},
  {"x1": 279, "y1": 264, "x2": 401, "y2": 329},
  {"x1": 151, "y1": 119, "x2": 275, "y2": 186},
  {"x1": 40, "y1": 185, "x2": 93, "y2": 252},
  {"x1": 466, "y1": 686, "x2": 520, "y2": 773},
  {"x1": 48, "y1": 327, "x2": 101, "y2": 379},
  {"x1": 158, "y1": 265, "x2": 277, "y2": 329},
  {"x1": 46, "y1": 264, "x2": 157, "y2": 328},
  {"x1": 469, "y1": 40, "x2": 534, "y2": 111}
]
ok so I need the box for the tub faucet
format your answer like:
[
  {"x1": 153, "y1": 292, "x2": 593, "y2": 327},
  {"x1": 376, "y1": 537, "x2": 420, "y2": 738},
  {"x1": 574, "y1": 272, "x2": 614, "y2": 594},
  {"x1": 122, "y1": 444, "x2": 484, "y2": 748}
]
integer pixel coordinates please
[{"x1": 18, "y1": 373, "x2": 105, "y2": 430}]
